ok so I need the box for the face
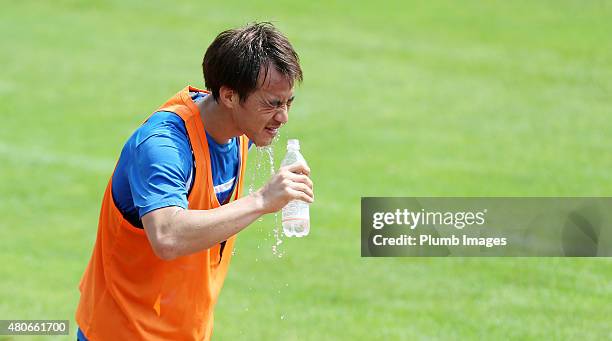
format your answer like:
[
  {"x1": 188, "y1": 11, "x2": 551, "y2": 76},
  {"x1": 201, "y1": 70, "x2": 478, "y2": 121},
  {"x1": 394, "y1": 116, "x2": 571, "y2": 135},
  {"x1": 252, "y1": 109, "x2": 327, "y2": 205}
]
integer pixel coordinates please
[{"x1": 231, "y1": 67, "x2": 295, "y2": 146}]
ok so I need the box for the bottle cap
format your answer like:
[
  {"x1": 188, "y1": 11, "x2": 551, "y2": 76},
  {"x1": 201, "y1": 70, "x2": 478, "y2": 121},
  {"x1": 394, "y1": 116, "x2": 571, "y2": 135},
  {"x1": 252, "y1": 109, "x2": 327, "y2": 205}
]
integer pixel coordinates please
[{"x1": 287, "y1": 139, "x2": 300, "y2": 150}]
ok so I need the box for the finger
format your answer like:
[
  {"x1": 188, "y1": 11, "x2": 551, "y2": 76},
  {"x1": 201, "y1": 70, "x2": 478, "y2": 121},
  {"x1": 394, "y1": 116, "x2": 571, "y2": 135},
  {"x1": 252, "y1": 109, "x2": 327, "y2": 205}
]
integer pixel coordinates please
[
  {"x1": 287, "y1": 173, "x2": 313, "y2": 189},
  {"x1": 288, "y1": 188, "x2": 314, "y2": 204},
  {"x1": 289, "y1": 182, "x2": 314, "y2": 200},
  {"x1": 285, "y1": 162, "x2": 310, "y2": 176}
]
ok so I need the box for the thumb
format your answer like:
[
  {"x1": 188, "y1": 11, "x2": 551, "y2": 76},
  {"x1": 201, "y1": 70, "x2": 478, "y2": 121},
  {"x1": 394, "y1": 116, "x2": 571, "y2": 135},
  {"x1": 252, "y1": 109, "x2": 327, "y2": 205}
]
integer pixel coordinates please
[{"x1": 286, "y1": 162, "x2": 310, "y2": 176}]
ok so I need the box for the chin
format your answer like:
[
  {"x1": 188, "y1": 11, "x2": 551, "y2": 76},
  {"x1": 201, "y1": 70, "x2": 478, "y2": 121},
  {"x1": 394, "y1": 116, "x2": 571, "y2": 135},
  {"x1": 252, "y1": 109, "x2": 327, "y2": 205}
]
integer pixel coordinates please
[
  {"x1": 248, "y1": 130, "x2": 276, "y2": 147},
  {"x1": 252, "y1": 138, "x2": 272, "y2": 147}
]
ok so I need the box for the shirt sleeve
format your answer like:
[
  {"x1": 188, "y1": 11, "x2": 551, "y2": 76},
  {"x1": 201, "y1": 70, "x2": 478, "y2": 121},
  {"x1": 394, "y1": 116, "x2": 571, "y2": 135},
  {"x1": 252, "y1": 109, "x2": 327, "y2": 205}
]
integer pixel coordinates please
[{"x1": 128, "y1": 120, "x2": 193, "y2": 218}]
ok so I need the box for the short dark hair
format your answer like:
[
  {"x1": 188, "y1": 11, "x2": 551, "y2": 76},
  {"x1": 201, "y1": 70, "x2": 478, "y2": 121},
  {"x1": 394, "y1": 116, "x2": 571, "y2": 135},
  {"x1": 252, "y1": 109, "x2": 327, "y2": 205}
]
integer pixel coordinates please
[{"x1": 202, "y1": 22, "x2": 303, "y2": 103}]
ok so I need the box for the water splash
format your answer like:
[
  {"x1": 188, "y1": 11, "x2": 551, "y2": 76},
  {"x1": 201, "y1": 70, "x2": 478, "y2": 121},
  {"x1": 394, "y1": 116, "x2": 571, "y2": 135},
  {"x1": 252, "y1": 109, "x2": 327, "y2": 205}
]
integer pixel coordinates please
[
  {"x1": 256, "y1": 148, "x2": 265, "y2": 223},
  {"x1": 261, "y1": 145, "x2": 275, "y2": 177},
  {"x1": 248, "y1": 139, "x2": 284, "y2": 257},
  {"x1": 262, "y1": 145, "x2": 285, "y2": 258},
  {"x1": 271, "y1": 212, "x2": 284, "y2": 257},
  {"x1": 248, "y1": 148, "x2": 258, "y2": 195}
]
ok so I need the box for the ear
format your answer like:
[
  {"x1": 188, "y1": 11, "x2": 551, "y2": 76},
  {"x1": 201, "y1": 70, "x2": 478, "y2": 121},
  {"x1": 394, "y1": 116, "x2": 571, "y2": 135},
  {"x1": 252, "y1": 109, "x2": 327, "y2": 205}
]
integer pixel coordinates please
[{"x1": 218, "y1": 86, "x2": 239, "y2": 109}]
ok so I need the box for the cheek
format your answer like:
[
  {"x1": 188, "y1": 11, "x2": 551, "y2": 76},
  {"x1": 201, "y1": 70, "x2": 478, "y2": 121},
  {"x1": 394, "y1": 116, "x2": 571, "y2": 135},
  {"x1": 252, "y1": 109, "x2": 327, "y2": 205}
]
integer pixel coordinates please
[
  {"x1": 256, "y1": 110, "x2": 277, "y2": 125},
  {"x1": 241, "y1": 113, "x2": 266, "y2": 133},
  {"x1": 238, "y1": 103, "x2": 276, "y2": 131}
]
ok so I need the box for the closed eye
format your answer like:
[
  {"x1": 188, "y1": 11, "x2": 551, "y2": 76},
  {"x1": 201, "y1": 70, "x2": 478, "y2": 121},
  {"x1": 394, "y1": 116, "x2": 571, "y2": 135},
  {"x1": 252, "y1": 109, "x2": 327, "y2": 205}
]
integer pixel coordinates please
[{"x1": 269, "y1": 96, "x2": 295, "y2": 108}]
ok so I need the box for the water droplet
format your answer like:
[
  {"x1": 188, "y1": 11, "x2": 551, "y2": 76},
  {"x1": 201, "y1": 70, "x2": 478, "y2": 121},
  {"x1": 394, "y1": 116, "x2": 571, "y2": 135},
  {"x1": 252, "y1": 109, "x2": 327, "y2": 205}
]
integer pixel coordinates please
[{"x1": 271, "y1": 203, "x2": 285, "y2": 257}]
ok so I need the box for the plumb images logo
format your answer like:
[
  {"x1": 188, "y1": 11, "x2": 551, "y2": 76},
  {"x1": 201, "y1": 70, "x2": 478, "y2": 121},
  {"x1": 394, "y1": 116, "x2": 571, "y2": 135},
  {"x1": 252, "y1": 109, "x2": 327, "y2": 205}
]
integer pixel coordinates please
[{"x1": 361, "y1": 197, "x2": 612, "y2": 257}]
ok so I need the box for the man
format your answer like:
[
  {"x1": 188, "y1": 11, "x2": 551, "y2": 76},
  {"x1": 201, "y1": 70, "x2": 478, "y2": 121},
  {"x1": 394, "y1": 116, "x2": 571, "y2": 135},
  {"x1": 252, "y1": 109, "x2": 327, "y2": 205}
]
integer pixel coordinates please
[{"x1": 75, "y1": 22, "x2": 314, "y2": 340}]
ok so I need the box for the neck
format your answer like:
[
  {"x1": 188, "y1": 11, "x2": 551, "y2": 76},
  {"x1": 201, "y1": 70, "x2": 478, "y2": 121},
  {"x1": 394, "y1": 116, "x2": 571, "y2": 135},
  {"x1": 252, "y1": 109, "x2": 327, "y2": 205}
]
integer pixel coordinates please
[{"x1": 198, "y1": 94, "x2": 240, "y2": 144}]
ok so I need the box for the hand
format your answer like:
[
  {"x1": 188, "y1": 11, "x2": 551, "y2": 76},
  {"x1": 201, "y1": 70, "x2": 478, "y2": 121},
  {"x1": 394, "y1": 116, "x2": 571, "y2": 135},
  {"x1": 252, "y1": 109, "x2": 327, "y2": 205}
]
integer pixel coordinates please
[{"x1": 255, "y1": 162, "x2": 314, "y2": 214}]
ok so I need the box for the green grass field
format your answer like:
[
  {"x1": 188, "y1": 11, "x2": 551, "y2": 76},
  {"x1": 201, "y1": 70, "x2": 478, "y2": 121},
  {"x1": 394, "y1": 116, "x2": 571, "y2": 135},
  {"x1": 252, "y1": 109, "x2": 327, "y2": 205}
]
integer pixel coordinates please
[{"x1": 1, "y1": 0, "x2": 611, "y2": 339}]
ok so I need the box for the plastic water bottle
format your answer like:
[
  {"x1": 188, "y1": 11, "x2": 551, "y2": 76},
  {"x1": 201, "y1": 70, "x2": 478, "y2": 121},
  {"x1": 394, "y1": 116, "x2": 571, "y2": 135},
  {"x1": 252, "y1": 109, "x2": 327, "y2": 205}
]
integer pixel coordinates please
[{"x1": 281, "y1": 139, "x2": 310, "y2": 237}]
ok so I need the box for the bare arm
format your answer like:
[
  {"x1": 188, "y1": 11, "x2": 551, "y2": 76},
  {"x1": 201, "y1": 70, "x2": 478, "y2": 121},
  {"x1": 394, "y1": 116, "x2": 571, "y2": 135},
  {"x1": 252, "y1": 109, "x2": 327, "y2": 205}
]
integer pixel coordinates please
[{"x1": 142, "y1": 162, "x2": 313, "y2": 260}]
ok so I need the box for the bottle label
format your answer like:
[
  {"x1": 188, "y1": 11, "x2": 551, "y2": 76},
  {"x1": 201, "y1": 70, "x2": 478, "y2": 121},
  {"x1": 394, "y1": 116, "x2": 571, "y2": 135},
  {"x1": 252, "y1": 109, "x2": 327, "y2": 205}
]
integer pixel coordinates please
[{"x1": 282, "y1": 200, "x2": 309, "y2": 221}]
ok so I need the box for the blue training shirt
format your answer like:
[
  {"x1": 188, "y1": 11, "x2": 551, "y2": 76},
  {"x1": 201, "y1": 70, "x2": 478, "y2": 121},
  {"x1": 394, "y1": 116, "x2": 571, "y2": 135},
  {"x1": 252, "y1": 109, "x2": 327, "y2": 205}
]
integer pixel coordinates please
[{"x1": 110, "y1": 91, "x2": 245, "y2": 228}]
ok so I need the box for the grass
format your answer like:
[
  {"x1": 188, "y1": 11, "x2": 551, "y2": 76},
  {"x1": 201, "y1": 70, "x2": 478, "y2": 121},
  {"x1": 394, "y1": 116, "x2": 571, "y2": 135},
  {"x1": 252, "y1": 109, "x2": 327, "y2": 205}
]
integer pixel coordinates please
[{"x1": 1, "y1": 0, "x2": 611, "y2": 339}]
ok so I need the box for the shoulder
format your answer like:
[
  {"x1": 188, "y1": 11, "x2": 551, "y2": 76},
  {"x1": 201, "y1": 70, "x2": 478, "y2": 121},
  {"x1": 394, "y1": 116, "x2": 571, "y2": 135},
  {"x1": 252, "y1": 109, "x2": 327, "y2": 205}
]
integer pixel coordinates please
[
  {"x1": 128, "y1": 111, "x2": 193, "y2": 175},
  {"x1": 133, "y1": 111, "x2": 188, "y2": 146}
]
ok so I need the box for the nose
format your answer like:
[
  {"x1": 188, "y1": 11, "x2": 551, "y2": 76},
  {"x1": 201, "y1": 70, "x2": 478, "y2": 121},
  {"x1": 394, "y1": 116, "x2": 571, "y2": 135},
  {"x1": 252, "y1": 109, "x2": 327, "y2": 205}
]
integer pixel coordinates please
[{"x1": 275, "y1": 107, "x2": 289, "y2": 124}]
